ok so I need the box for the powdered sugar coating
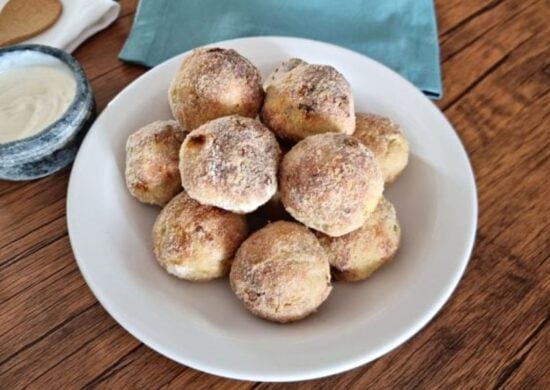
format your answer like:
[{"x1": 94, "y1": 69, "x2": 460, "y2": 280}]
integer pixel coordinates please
[
  {"x1": 354, "y1": 113, "x2": 409, "y2": 184},
  {"x1": 180, "y1": 115, "x2": 282, "y2": 214},
  {"x1": 280, "y1": 133, "x2": 384, "y2": 237},
  {"x1": 230, "y1": 221, "x2": 332, "y2": 323},
  {"x1": 125, "y1": 120, "x2": 188, "y2": 206},
  {"x1": 152, "y1": 192, "x2": 248, "y2": 281},
  {"x1": 261, "y1": 58, "x2": 355, "y2": 142},
  {"x1": 169, "y1": 48, "x2": 264, "y2": 130},
  {"x1": 316, "y1": 197, "x2": 400, "y2": 281}
]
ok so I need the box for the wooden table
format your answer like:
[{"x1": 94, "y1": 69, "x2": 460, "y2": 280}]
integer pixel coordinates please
[{"x1": 1, "y1": 0, "x2": 548, "y2": 388}]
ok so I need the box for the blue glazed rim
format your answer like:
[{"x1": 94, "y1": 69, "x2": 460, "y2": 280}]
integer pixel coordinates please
[{"x1": 0, "y1": 44, "x2": 93, "y2": 165}]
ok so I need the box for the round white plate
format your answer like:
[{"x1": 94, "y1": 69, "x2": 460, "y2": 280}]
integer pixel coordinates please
[{"x1": 67, "y1": 37, "x2": 477, "y2": 382}]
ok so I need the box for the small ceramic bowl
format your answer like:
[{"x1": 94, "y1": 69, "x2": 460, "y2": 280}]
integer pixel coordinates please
[{"x1": 0, "y1": 44, "x2": 95, "y2": 181}]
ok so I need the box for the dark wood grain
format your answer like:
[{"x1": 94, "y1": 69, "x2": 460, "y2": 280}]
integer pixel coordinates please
[{"x1": 0, "y1": 0, "x2": 548, "y2": 388}]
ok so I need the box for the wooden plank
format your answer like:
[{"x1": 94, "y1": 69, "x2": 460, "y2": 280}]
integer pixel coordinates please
[
  {"x1": 160, "y1": 371, "x2": 252, "y2": 390},
  {"x1": 25, "y1": 323, "x2": 139, "y2": 388},
  {"x1": 500, "y1": 319, "x2": 550, "y2": 389},
  {"x1": 88, "y1": 346, "x2": 187, "y2": 389},
  {"x1": 439, "y1": 0, "x2": 537, "y2": 62},
  {"x1": 437, "y1": 0, "x2": 503, "y2": 35},
  {"x1": 73, "y1": 12, "x2": 138, "y2": 81},
  {"x1": 442, "y1": 32, "x2": 549, "y2": 257},
  {"x1": 0, "y1": 264, "x2": 96, "y2": 364},
  {"x1": 91, "y1": 65, "x2": 146, "y2": 112},
  {"x1": 437, "y1": 0, "x2": 546, "y2": 109},
  {"x1": 0, "y1": 171, "x2": 68, "y2": 261},
  {"x1": 0, "y1": 305, "x2": 110, "y2": 387},
  {"x1": 119, "y1": 0, "x2": 138, "y2": 17},
  {"x1": 0, "y1": 219, "x2": 69, "y2": 303}
]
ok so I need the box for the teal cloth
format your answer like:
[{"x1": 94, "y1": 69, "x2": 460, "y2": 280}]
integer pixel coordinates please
[{"x1": 120, "y1": 0, "x2": 442, "y2": 98}]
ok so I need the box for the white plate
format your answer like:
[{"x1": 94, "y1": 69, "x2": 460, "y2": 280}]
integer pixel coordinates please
[{"x1": 67, "y1": 37, "x2": 477, "y2": 382}]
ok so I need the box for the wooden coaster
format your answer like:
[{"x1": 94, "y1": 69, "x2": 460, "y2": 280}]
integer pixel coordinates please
[{"x1": 0, "y1": 0, "x2": 62, "y2": 47}]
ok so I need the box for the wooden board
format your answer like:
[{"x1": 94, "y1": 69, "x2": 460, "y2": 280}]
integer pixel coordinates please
[
  {"x1": 0, "y1": 0, "x2": 548, "y2": 388},
  {"x1": 0, "y1": 0, "x2": 62, "y2": 46}
]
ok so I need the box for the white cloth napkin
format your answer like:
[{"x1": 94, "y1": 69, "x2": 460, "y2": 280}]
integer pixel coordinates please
[{"x1": 0, "y1": 0, "x2": 120, "y2": 53}]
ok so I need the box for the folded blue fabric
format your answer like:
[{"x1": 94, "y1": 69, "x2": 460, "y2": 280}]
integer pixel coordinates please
[{"x1": 120, "y1": 0, "x2": 442, "y2": 98}]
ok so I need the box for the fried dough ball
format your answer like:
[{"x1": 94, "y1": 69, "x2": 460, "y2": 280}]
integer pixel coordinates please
[
  {"x1": 230, "y1": 221, "x2": 332, "y2": 323},
  {"x1": 260, "y1": 58, "x2": 355, "y2": 142},
  {"x1": 354, "y1": 113, "x2": 409, "y2": 183},
  {"x1": 250, "y1": 143, "x2": 292, "y2": 225},
  {"x1": 179, "y1": 115, "x2": 281, "y2": 214},
  {"x1": 169, "y1": 48, "x2": 264, "y2": 130},
  {"x1": 125, "y1": 120, "x2": 188, "y2": 206},
  {"x1": 152, "y1": 192, "x2": 248, "y2": 281},
  {"x1": 316, "y1": 197, "x2": 401, "y2": 282},
  {"x1": 279, "y1": 133, "x2": 384, "y2": 237}
]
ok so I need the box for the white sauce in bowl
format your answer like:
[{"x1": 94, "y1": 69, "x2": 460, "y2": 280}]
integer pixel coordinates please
[{"x1": 0, "y1": 52, "x2": 76, "y2": 143}]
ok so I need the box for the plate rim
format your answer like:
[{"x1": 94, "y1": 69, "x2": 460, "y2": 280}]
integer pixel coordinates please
[{"x1": 67, "y1": 36, "x2": 478, "y2": 382}]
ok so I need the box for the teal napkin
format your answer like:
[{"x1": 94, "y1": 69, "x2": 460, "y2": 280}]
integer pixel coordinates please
[{"x1": 120, "y1": 0, "x2": 442, "y2": 98}]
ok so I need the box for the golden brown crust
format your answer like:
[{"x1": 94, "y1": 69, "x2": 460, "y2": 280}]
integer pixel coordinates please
[
  {"x1": 260, "y1": 58, "x2": 355, "y2": 142},
  {"x1": 316, "y1": 197, "x2": 401, "y2": 282},
  {"x1": 230, "y1": 221, "x2": 332, "y2": 323},
  {"x1": 169, "y1": 48, "x2": 264, "y2": 130},
  {"x1": 179, "y1": 115, "x2": 282, "y2": 214},
  {"x1": 354, "y1": 113, "x2": 409, "y2": 184},
  {"x1": 279, "y1": 133, "x2": 384, "y2": 237},
  {"x1": 152, "y1": 192, "x2": 248, "y2": 281},
  {"x1": 248, "y1": 143, "x2": 292, "y2": 225},
  {"x1": 125, "y1": 120, "x2": 188, "y2": 206}
]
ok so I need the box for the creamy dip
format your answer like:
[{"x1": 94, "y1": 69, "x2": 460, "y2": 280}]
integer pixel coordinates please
[{"x1": 0, "y1": 62, "x2": 76, "y2": 143}]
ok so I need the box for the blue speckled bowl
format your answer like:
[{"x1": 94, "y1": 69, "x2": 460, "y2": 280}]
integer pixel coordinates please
[{"x1": 0, "y1": 44, "x2": 95, "y2": 181}]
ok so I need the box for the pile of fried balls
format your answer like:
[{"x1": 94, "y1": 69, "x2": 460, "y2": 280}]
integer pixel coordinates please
[{"x1": 125, "y1": 48, "x2": 409, "y2": 323}]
